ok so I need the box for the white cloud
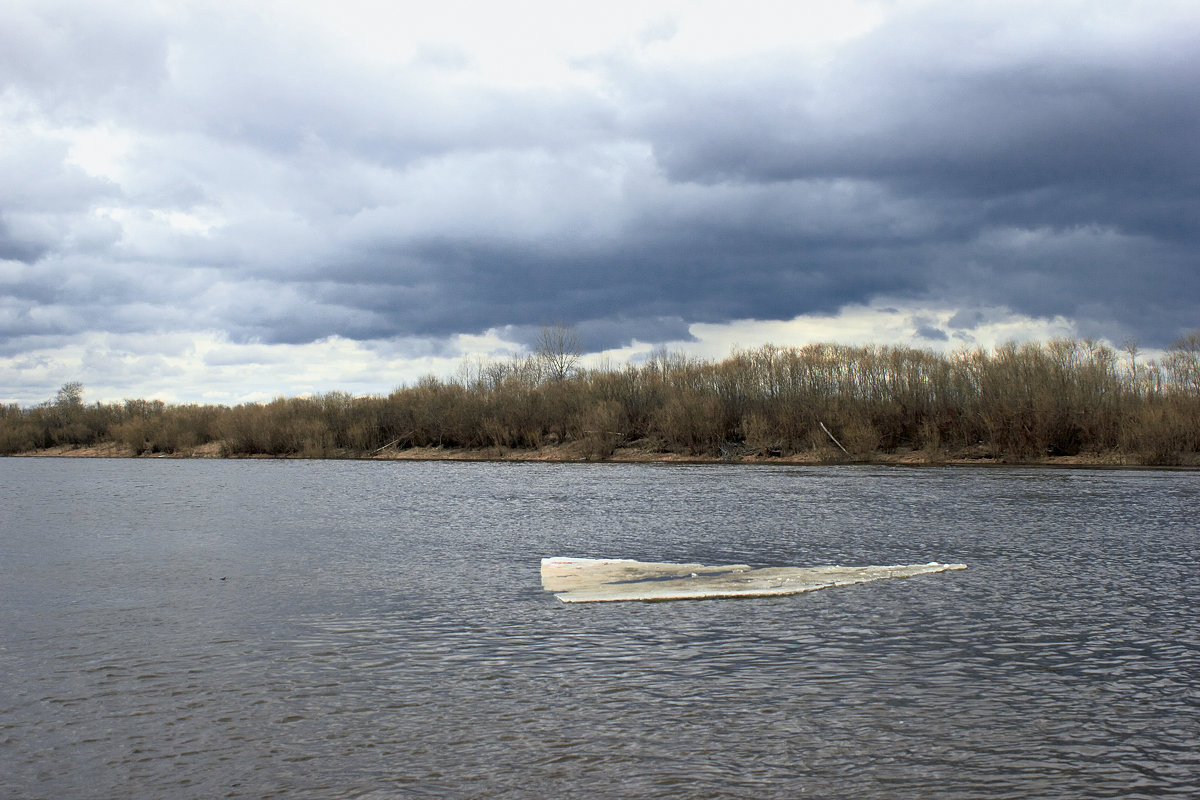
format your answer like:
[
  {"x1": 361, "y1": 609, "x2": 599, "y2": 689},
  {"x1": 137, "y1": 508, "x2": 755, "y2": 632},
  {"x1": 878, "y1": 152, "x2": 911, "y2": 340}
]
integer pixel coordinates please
[
  {"x1": 0, "y1": 328, "x2": 533, "y2": 405},
  {"x1": 0, "y1": 300, "x2": 1163, "y2": 407},
  {"x1": 63, "y1": 124, "x2": 132, "y2": 181},
  {"x1": 289, "y1": 0, "x2": 888, "y2": 85},
  {"x1": 648, "y1": 304, "x2": 1084, "y2": 362}
]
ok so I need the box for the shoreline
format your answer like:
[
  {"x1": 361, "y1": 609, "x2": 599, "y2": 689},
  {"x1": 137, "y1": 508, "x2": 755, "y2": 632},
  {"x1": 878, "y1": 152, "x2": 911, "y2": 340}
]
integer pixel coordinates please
[{"x1": 7, "y1": 441, "x2": 1194, "y2": 469}]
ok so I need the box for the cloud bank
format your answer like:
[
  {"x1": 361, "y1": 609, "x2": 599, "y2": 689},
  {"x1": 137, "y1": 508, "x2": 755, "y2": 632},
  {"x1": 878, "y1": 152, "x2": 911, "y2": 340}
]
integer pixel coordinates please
[{"x1": 2, "y1": 0, "x2": 1197, "y2": 403}]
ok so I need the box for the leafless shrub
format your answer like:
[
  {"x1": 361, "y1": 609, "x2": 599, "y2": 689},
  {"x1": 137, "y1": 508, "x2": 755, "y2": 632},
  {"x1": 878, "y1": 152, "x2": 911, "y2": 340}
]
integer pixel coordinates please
[{"x1": 4, "y1": 333, "x2": 1200, "y2": 463}]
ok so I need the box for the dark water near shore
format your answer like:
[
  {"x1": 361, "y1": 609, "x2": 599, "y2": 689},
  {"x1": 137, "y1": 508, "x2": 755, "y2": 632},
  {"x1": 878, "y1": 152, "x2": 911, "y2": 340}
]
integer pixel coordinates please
[{"x1": 2, "y1": 460, "x2": 1198, "y2": 799}]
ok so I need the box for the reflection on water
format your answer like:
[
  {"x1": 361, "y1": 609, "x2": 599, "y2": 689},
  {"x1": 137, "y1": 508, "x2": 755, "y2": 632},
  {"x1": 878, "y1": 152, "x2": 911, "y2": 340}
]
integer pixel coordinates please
[{"x1": 2, "y1": 460, "x2": 1198, "y2": 798}]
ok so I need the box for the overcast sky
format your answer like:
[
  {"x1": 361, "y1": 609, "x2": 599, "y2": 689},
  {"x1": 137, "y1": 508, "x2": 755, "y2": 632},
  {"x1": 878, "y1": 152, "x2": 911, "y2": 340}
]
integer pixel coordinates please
[{"x1": 2, "y1": 0, "x2": 1197, "y2": 404}]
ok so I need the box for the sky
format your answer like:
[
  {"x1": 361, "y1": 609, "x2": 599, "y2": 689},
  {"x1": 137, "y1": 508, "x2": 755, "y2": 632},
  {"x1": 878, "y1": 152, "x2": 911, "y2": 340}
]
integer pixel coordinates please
[{"x1": 2, "y1": 0, "x2": 1197, "y2": 405}]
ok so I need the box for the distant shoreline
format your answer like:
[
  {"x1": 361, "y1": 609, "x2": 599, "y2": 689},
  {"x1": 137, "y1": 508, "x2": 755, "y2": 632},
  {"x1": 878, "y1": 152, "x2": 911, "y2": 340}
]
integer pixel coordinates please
[
  {"x1": 8, "y1": 440, "x2": 1191, "y2": 469},
  {"x1": 6, "y1": 338, "x2": 1198, "y2": 467}
]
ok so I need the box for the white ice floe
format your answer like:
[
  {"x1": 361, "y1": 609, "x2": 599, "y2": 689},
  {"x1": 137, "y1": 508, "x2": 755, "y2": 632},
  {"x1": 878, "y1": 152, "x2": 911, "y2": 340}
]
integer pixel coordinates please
[{"x1": 541, "y1": 557, "x2": 967, "y2": 603}]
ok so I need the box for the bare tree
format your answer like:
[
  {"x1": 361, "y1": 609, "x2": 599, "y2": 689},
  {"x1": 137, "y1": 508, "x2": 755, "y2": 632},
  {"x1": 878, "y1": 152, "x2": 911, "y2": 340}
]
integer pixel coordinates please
[
  {"x1": 55, "y1": 382, "x2": 84, "y2": 408},
  {"x1": 535, "y1": 323, "x2": 582, "y2": 381},
  {"x1": 1122, "y1": 339, "x2": 1140, "y2": 389},
  {"x1": 1165, "y1": 330, "x2": 1200, "y2": 393}
]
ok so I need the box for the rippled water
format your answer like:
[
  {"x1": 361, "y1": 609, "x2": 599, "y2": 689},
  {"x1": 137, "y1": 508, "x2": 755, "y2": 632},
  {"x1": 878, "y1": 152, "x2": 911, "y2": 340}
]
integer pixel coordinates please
[{"x1": 1, "y1": 459, "x2": 1198, "y2": 799}]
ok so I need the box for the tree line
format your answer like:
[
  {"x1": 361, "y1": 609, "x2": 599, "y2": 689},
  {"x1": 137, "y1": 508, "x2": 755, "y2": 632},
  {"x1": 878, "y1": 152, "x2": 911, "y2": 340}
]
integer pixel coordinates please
[{"x1": 3, "y1": 334, "x2": 1199, "y2": 465}]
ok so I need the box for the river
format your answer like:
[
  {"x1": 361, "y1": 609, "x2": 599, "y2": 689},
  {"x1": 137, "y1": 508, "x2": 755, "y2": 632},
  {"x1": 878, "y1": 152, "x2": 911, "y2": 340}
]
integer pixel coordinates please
[{"x1": 1, "y1": 459, "x2": 1197, "y2": 798}]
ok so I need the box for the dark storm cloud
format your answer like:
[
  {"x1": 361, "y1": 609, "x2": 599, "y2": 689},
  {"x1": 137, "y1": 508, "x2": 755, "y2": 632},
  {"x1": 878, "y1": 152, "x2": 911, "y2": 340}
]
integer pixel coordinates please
[
  {"x1": 3, "y1": 0, "x2": 1198, "y2": 364},
  {"x1": 370, "y1": 226, "x2": 927, "y2": 350},
  {"x1": 625, "y1": 8, "x2": 1200, "y2": 197},
  {"x1": 579, "y1": 4, "x2": 1199, "y2": 345},
  {"x1": 305, "y1": 1, "x2": 1194, "y2": 350}
]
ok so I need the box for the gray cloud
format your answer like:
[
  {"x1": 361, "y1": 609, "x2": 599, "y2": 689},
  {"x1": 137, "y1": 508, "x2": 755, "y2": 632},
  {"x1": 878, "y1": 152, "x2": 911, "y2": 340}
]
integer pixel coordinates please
[
  {"x1": 589, "y1": 4, "x2": 1200, "y2": 345},
  {"x1": 627, "y1": 7, "x2": 1200, "y2": 194},
  {"x1": 2, "y1": 0, "x2": 1198, "y2": 375},
  {"x1": 0, "y1": 222, "x2": 45, "y2": 263},
  {"x1": 0, "y1": 1, "x2": 168, "y2": 111}
]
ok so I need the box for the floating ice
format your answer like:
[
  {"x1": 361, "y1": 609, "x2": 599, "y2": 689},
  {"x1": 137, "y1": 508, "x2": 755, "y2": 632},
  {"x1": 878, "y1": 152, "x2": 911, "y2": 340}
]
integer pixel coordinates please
[{"x1": 541, "y1": 557, "x2": 967, "y2": 603}]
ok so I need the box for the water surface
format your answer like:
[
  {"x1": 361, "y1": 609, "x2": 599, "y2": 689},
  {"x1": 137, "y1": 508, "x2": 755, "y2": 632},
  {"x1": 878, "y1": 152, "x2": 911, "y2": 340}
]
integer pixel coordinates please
[{"x1": 2, "y1": 460, "x2": 1197, "y2": 798}]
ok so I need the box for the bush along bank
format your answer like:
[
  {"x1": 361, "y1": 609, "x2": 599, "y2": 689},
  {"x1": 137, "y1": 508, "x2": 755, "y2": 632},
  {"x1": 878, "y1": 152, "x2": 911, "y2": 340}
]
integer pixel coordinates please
[{"x1": 4, "y1": 336, "x2": 1200, "y2": 466}]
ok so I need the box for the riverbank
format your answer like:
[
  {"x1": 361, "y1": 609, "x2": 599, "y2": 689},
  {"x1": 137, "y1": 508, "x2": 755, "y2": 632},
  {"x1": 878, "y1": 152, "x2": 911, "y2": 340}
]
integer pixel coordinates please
[
  {"x1": 9, "y1": 439, "x2": 1183, "y2": 467},
  {"x1": 7, "y1": 338, "x2": 1200, "y2": 466}
]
